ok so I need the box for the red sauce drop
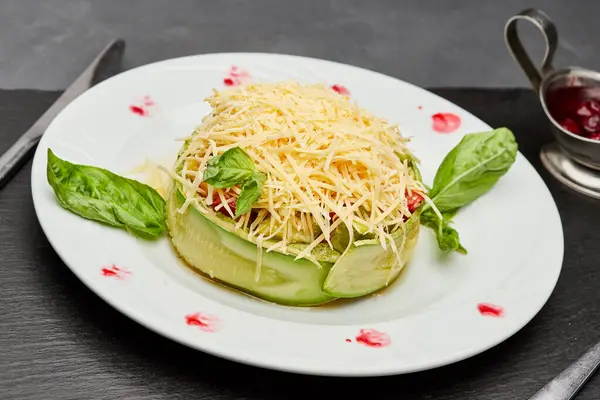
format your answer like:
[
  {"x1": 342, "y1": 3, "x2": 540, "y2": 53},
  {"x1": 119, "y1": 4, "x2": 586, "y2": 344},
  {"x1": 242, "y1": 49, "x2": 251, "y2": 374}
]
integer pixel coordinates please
[
  {"x1": 101, "y1": 268, "x2": 118, "y2": 277},
  {"x1": 355, "y1": 329, "x2": 391, "y2": 348},
  {"x1": 477, "y1": 303, "x2": 504, "y2": 317},
  {"x1": 185, "y1": 312, "x2": 219, "y2": 332},
  {"x1": 129, "y1": 105, "x2": 147, "y2": 116},
  {"x1": 418, "y1": 105, "x2": 423, "y2": 110},
  {"x1": 224, "y1": 66, "x2": 251, "y2": 87},
  {"x1": 331, "y1": 84, "x2": 351, "y2": 96},
  {"x1": 432, "y1": 112, "x2": 461, "y2": 133},
  {"x1": 100, "y1": 264, "x2": 131, "y2": 279},
  {"x1": 546, "y1": 86, "x2": 600, "y2": 139},
  {"x1": 129, "y1": 96, "x2": 156, "y2": 117},
  {"x1": 345, "y1": 338, "x2": 352, "y2": 343}
]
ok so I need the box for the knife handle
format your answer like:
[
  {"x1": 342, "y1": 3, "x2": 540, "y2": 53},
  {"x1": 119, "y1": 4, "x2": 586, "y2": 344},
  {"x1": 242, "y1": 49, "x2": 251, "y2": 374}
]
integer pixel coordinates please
[
  {"x1": 0, "y1": 130, "x2": 41, "y2": 189},
  {"x1": 529, "y1": 341, "x2": 600, "y2": 400}
]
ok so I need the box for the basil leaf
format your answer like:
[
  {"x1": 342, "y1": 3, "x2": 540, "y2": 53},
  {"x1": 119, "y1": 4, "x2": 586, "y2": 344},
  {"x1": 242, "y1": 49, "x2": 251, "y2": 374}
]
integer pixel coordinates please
[
  {"x1": 235, "y1": 172, "x2": 266, "y2": 218},
  {"x1": 46, "y1": 148, "x2": 166, "y2": 239},
  {"x1": 429, "y1": 127, "x2": 517, "y2": 212},
  {"x1": 421, "y1": 128, "x2": 517, "y2": 254},
  {"x1": 421, "y1": 209, "x2": 466, "y2": 254},
  {"x1": 203, "y1": 146, "x2": 266, "y2": 217},
  {"x1": 203, "y1": 147, "x2": 258, "y2": 188}
]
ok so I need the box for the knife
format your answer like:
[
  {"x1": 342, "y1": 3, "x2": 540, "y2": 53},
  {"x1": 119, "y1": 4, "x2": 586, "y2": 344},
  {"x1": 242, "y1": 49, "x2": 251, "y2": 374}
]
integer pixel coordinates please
[
  {"x1": 0, "y1": 38, "x2": 126, "y2": 189},
  {"x1": 528, "y1": 340, "x2": 600, "y2": 399}
]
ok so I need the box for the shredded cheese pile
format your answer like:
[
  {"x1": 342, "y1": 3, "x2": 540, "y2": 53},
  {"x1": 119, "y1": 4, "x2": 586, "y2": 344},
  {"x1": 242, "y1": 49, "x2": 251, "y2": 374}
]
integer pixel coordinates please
[{"x1": 173, "y1": 80, "x2": 427, "y2": 261}]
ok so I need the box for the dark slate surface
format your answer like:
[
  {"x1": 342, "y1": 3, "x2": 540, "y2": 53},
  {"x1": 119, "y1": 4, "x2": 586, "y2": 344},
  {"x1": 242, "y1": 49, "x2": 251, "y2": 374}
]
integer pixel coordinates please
[
  {"x1": 1, "y1": 0, "x2": 600, "y2": 90},
  {"x1": 1, "y1": 89, "x2": 599, "y2": 400}
]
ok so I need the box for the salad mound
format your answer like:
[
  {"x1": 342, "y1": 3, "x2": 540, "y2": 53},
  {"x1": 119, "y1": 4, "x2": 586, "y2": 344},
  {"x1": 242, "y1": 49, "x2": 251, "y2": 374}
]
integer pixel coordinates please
[
  {"x1": 166, "y1": 81, "x2": 427, "y2": 304},
  {"x1": 45, "y1": 80, "x2": 518, "y2": 307}
]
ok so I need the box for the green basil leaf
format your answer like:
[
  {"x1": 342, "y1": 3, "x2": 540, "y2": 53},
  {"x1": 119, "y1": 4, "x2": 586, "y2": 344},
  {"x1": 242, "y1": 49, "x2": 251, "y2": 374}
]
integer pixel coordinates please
[
  {"x1": 46, "y1": 148, "x2": 166, "y2": 239},
  {"x1": 235, "y1": 171, "x2": 266, "y2": 218},
  {"x1": 420, "y1": 208, "x2": 467, "y2": 254},
  {"x1": 203, "y1": 146, "x2": 266, "y2": 217},
  {"x1": 420, "y1": 128, "x2": 517, "y2": 254},
  {"x1": 429, "y1": 127, "x2": 517, "y2": 212},
  {"x1": 203, "y1": 147, "x2": 257, "y2": 188}
]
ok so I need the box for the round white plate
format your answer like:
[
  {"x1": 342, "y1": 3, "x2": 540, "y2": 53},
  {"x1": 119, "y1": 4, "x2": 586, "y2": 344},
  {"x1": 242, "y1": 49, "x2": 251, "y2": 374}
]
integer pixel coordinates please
[{"x1": 31, "y1": 53, "x2": 564, "y2": 377}]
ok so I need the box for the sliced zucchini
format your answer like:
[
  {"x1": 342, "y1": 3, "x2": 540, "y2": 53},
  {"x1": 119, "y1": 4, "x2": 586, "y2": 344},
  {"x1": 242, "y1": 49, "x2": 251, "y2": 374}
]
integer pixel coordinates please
[
  {"x1": 166, "y1": 183, "x2": 336, "y2": 306},
  {"x1": 322, "y1": 213, "x2": 421, "y2": 298}
]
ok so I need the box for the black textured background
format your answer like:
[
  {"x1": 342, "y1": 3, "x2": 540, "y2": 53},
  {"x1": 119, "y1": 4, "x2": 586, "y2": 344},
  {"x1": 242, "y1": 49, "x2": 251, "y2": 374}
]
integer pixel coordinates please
[{"x1": 1, "y1": 89, "x2": 599, "y2": 400}]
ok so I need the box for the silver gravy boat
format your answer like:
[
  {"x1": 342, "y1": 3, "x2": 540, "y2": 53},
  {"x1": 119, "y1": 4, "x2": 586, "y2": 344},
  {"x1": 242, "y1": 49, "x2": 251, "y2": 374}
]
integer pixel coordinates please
[{"x1": 505, "y1": 8, "x2": 600, "y2": 198}]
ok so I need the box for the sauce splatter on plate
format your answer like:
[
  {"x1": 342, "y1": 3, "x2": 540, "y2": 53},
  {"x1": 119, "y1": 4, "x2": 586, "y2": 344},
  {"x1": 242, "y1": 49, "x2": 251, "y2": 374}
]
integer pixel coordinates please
[
  {"x1": 100, "y1": 264, "x2": 131, "y2": 279},
  {"x1": 129, "y1": 105, "x2": 147, "y2": 116},
  {"x1": 224, "y1": 66, "x2": 251, "y2": 87},
  {"x1": 432, "y1": 112, "x2": 461, "y2": 133},
  {"x1": 477, "y1": 303, "x2": 504, "y2": 317},
  {"x1": 353, "y1": 329, "x2": 391, "y2": 347},
  {"x1": 185, "y1": 312, "x2": 220, "y2": 332},
  {"x1": 331, "y1": 84, "x2": 350, "y2": 96},
  {"x1": 129, "y1": 95, "x2": 156, "y2": 117}
]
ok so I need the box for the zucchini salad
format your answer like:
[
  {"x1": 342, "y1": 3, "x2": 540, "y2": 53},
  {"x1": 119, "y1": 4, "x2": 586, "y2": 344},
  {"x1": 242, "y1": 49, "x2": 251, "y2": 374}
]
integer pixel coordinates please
[{"x1": 46, "y1": 80, "x2": 518, "y2": 307}]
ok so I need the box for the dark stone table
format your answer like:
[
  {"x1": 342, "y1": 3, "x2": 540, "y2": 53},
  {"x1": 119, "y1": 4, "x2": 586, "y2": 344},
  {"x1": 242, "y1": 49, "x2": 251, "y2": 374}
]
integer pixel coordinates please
[{"x1": 2, "y1": 1, "x2": 600, "y2": 398}]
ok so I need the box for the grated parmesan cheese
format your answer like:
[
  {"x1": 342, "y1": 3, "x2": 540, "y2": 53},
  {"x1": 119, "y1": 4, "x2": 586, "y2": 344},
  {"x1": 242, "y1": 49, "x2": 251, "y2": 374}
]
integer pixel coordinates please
[{"x1": 175, "y1": 80, "x2": 428, "y2": 262}]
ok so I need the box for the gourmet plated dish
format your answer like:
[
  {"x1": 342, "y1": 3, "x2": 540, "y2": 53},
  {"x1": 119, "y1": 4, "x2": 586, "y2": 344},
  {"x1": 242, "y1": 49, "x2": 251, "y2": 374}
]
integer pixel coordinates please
[{"x1": 46, "y1": 80, "x2": 518, "y2": 306}]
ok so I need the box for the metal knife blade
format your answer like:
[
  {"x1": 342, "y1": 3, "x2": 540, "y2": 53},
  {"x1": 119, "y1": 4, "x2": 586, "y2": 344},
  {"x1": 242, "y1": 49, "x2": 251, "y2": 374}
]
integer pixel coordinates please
[{"x1": 0, "y1": 38, "x2": 126, "y2": 189}]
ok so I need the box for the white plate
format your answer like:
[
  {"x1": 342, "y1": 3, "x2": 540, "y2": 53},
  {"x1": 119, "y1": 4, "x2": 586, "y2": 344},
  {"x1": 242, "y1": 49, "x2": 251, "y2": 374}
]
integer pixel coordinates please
[{"x1": 31, "y1": 53, "x2": 564, "y2": 377}]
